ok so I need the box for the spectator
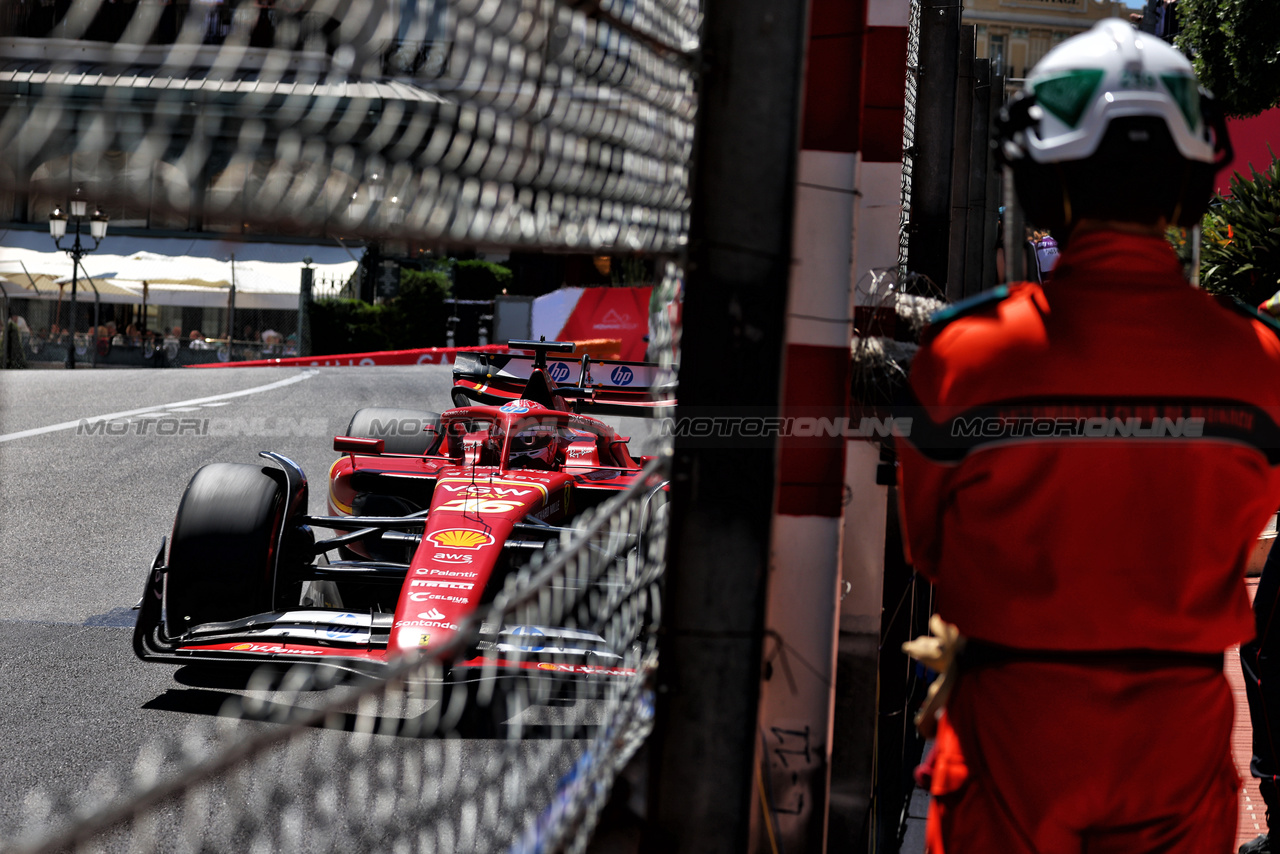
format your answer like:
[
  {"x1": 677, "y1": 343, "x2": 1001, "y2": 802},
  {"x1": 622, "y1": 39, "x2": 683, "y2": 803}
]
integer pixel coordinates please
[
  {"x1": 899, "y1": 21, "x2": 1255, "y2": 853},
  {"x1": 1025, "y1": 229, "x2": 1059, "y2": 284},
  {"x1": 188, "y1": 330, "x2": 211, "y2": 350},
  {"x1": 261, "y1": 327, "x2": 283, "y2": 355}
]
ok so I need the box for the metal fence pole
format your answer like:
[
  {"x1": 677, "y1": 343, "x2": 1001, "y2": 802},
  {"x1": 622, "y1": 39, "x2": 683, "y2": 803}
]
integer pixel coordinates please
[
  {"x1": 946, "y1": 25, "x2": 976, "y2": 301},
  {"x1": 964, "y1": 58, "x2": 993, "y2": 297},
  {"x1": 905, "y1": 0, "x2": 962, "y2": 292},
  {"x1": 1005, "y1": 159, "x2": 1027, "y2": 283},
  {"x1": 299, "y1": 261, "x2": 313, "y2": 357},
  {"x1": 0, "y1": 279, "x2": 7, "y2": 369},
  {"x1": 645, "y1": 0, "x2": 811, "y2": 850},
  {"x1": 984, "y1": 70, "x2": 1007, "y2": 288}
]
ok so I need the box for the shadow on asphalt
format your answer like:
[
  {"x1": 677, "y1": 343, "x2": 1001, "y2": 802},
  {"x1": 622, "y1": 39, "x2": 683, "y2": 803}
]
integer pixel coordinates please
[{"x1": 143, "y1": 675, "x2": 598, "y2": 741}]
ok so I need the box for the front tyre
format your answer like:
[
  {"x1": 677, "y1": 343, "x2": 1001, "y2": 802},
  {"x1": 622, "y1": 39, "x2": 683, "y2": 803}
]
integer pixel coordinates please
[{"x1": 164, "y1": 463, "x2": 285, "y2": 637}]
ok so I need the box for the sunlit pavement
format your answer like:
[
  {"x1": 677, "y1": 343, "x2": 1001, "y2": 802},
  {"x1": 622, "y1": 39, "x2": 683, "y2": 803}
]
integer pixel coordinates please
[{"x1": 1234, "y1": 579, "x2": 1266, "y2": 851}]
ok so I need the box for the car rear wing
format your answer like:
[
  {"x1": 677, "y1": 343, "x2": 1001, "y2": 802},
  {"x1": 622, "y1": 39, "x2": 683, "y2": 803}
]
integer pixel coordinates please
[{"x1": 451, "y1": 348, "x2": 676, "y2": 417}]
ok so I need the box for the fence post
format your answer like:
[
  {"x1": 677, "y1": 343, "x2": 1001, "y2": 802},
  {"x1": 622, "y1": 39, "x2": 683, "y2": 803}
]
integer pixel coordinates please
[
  {"x1": 645, "y1": 0, "x2": 811, "y2": 850},
  {"x1": 964, "y1": 58, "x2": 993, "y2": 297},
  {"x1": 0, "y1": 282, "x2": 7, "y2": 369},
  {"x1": 984, "y1": 70, "x2": 1007, "y2": 288},
  {"x1": 906, "y1": 0, "x2": 962, "y2": 292},
  {"x1": 299, "y1": 259, "x2": 313, "y2": 357},
  {"x1": 946, "y1": 25, "x2": 976, "y2": 301}
]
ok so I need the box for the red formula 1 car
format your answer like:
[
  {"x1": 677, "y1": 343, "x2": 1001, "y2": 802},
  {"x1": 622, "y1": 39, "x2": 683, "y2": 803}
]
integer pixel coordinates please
[{"x1": 133, "y1": 340, "x2": 668, "y2": 715}]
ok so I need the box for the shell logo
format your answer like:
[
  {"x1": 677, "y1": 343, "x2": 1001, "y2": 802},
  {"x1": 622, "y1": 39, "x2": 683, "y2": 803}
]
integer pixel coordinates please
[
  {"x1": 537, "y1": 662, "x2": 559, "y2": 671},
  {"x1": 231, "y1": 643, "x2": 253, "y2": 651},
  {"x1": 425, "y1": 529, "x2": 496, "y2": 550}
]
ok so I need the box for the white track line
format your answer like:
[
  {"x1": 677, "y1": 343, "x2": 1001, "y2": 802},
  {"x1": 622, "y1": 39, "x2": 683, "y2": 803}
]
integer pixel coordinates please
[{"x1": 0, "y1": 369, "x2": 318, "y2": 444}]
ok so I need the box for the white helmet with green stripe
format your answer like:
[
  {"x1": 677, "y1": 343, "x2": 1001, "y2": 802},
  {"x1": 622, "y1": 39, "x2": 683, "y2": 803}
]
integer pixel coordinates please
[
  {"x1": 1023, "y1": 19, "x2": 1213, "y2": 164},
  {"x1": 997, "y1": 18, "x2": 1231, "y2": 229}
]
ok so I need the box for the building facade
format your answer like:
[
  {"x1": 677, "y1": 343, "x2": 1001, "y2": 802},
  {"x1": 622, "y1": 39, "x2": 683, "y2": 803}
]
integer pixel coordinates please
[{"x1": 964, "y1": 0, "x2": 1133, "y2": 82}]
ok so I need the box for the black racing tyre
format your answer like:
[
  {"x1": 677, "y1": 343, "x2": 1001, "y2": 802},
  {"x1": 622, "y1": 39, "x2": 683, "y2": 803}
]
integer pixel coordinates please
[
  {"x1": 445, "y1": 674, "x2": 530, "y2": 739},
  {"x1": 346, "y1": 407, "x2": 443, "y2": 456},
  {"x1": 164, "y1": 463, "x2": 285, "y2": 637}
]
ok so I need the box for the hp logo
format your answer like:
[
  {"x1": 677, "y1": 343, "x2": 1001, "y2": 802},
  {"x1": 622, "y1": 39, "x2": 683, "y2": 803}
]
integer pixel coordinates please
[
  {"x1": 610, "y1": 366, "x2": 634, "y2": 386},
  {"x1": 548, "y1": 361, "x2": 571, "y2": 382}
]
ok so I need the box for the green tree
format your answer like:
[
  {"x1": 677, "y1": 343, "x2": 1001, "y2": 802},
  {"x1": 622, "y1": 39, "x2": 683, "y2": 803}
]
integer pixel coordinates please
[
  {"x1": 1177, "y1": 0, "x2": 1280, "y2": 117},
  {"x1": 309, "y1": 299, "x2": 396, "y2": 355},
  {"x1": 451, "y1": 260, "x2": 513, "y2": 300},
  {"x1": 309, "y1": 268, "x2": 454, "y2": 354},
  {"x1": 390, "y1": 268, "x2": 451, "y2": 347},
  {"x1": 1197, "y1": 152, "x2": 1280, "y2": 305}
]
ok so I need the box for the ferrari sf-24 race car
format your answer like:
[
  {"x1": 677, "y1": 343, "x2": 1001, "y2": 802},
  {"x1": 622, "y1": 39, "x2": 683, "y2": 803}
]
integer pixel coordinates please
[{"x1": 133, "y1": 340, "x2": 669, "y2": 708}]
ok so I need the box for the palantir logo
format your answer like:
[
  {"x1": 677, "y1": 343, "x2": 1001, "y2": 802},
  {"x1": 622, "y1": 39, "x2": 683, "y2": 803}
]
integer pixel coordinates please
[
  {"x1": 610, "y1": 366, "x2": 634, "y2": 386},
  {"x1": 548, "y1": 361, "x2": 571, "y2": 382}
]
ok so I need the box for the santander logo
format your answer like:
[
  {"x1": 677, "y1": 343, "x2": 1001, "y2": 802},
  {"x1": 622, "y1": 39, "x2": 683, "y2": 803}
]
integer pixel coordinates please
[{"x1": 418, "y1": 607, "x2": 446, "y2": 620}]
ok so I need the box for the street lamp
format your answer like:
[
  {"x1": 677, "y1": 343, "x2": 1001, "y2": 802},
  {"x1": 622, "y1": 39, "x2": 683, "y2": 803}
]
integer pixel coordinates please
[{"x1": 49, "y1": 190, "x2": 109, "y2": 369}]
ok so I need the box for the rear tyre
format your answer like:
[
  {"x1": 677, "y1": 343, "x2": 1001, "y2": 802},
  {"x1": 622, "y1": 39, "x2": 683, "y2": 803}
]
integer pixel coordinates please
[
  {"x1": 346, "y1": 407, "x2": 443, "y2": 456},
  {"x1": 164, "y1": 463, "x2": 285, "y2": 637}
]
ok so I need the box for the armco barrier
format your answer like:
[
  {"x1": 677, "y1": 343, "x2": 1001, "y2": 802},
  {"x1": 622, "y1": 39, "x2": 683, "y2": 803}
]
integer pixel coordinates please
[{"x1": 193, "y1": 345, "x2": 510, "y2": 368}]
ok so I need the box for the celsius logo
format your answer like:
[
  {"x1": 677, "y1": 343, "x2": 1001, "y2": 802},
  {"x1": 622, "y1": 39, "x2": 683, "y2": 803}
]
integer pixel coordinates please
[
  {"x1": 548, "y1": 361, "x2": 571, "y2": 382},
  {"x1": 419, "y1": 607, "x2": 446, "y2": 620},
  {"x1": 610, "y1": 366, "x2": 634, "y2": 386}
]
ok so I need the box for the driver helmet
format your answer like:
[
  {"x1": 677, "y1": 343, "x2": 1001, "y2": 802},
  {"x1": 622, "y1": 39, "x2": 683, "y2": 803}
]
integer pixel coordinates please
[
  {"x1": 509, "y1": 426, "x2": 559, "y2": 470},
  {"x1": 996, "y1": 18, "x2": 1230, "y2": 231}
]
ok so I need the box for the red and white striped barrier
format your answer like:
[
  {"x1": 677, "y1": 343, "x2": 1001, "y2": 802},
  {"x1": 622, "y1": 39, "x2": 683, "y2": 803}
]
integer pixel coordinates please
[{"x1": 193, "y1": 344, "x2": 509, "y2": 368}]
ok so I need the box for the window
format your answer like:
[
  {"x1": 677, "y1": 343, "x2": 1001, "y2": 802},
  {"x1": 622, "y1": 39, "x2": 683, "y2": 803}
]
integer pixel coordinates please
[{"x1": 990, "y1": 35, "x2": 1006, "y2": 76}]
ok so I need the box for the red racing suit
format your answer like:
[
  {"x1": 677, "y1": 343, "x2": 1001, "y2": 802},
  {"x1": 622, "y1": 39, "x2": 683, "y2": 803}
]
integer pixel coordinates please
[{"x1": 896, "y1": 228, "x2": 1280, "y2": 853}]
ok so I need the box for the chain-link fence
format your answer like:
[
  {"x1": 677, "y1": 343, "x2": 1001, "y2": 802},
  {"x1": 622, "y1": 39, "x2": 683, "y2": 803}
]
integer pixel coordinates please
[
  {"x1": 897, "y1": 0, "x2": 922, "y2": 274},
  {"x1": 0, "y1": 0, "x2": 692, "y2": 848},
  {"x1": 0, "y1": 0, "x2": 697, "y2": 252},
  {"x1": 4, "y1": 298, "x2": 303, "y2": 366},
  {"x1": 3, "y1": 459, "x2": 669, "y2": 854}
]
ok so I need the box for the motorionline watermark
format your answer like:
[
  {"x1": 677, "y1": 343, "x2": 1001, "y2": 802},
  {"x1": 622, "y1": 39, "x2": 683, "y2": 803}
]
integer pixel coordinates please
[
  {"x1": 76, "y1": 416, "x2": 336, "y2": 438},
  {"x1": 73, "y1": 409, "x2": 1241, "y2": 446},
  {"x1": 653, "y1": 408, "x2": 1253, "y2": 447},
  {"x1": 659, "y1": 416, "x2": 910, "y2": 439},
  {"x1": 951, "y1": 415, "x2": 1205, "y2": 439}
]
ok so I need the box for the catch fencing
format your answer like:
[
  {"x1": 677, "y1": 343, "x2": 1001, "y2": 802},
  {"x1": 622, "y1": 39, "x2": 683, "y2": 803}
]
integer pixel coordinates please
[
  {"x1": 0, "y1": 0, "x2": 697, "y2": 252},
  {"x1": 0, "y1": 0, "x2": 692, "y2": 850}
]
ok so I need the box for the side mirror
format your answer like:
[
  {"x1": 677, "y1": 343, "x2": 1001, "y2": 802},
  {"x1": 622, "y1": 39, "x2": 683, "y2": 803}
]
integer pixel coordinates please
[{"x1": 334, "y1": 436, "x2": 385, "y2": 455}]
